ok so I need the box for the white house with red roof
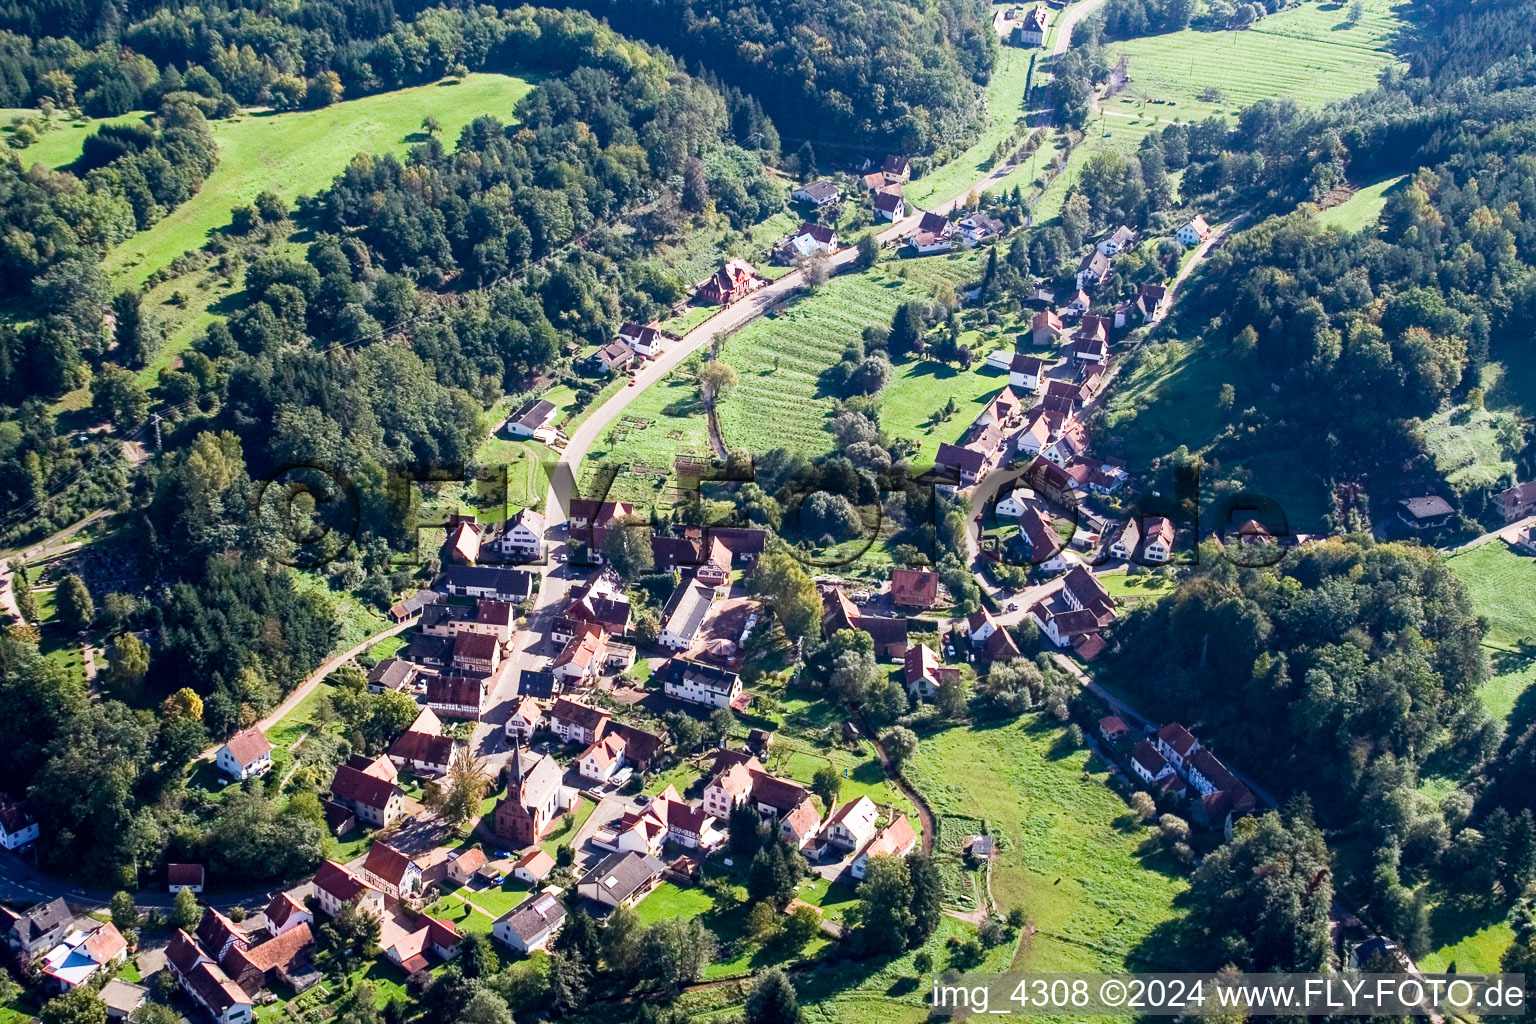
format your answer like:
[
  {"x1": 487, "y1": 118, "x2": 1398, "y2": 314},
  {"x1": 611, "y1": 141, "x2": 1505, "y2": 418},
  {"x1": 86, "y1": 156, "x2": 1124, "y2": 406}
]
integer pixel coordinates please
[
  {"x1": 850, "y1": 815, "x2": 917, "y2": 879},
  {"x1": 216, "y1": 727, "x2": 272, "y2": 781},
  {"x1": 1176, "y1": 215, "x2": 1212, "y2": 246}
]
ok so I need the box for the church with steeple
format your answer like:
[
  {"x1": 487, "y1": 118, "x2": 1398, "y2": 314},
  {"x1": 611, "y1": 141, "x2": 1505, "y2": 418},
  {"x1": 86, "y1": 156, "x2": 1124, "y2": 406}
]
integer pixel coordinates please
[{"x1": 492, "y1": 743, "x2": 572, "y2": 847}]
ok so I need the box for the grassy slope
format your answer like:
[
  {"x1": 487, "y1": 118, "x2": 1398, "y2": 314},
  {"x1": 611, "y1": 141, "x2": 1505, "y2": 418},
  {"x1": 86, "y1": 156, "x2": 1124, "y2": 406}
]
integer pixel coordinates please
[
  {"x1": 904, "y1": 717, "x2": 1187, "y2": 975},
  {"x1": 1107, "y1": 0, "x2": 1404, "y2": 117},
  {"x1": 1317, "y1": 173, "x2": 1408, "y2": 231},
  {"x1": 3, "y1": 109, "x2": 146, "y2": 169},
  {"x1": 1035, "y1": 0, "x2": 1404, "y2": 220},
  {"x1": 905, "y1": 47, "x2": 1036, "y2": 210},
  {"x1": 713, "y1": 253, "x2": 986, "y2": 457},
  {"x1": 1445, "y1": 542, "x2": 1536, "y2": 651},
  {"x1": 97, "y1": 73, "x2": 535, "y2": 287}
]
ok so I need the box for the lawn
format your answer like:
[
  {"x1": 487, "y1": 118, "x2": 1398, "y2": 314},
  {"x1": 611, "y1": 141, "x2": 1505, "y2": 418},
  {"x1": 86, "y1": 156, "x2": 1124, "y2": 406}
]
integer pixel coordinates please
[
  {"x1": 905, "y1": 47, "x2": 1036, "y2": 210},
  {"x1": 1420, "y1": 916, "x2": 1515, "y2": 975},
  {"x1": 1096, "y1": 570, "x2": 1176, "y2": 606},
  {"x1": 1106, "y1": 0, "x2": 1405, "y2": 121},
  {"x1": 98, "y1": 73, "x2": 536, "y2": 287},
  {"x1": 1446, "y1": 542, "x2": 1536, "y2": 650},
  {"x1": 427, "y1": 892, "x2": 497, "y2": 934},
  {"x1": 446, "y1": 877, "x2": 533, "y2": 919},
  {"x1": 1317, "y1": 173, "x2": 1408, "y2": 232},
  {"x1": 904, "y1": 716, "x2": 1188, "y2": 973},
  {"x1": 540, "y1": 796, "x2": 597, "y2": 858},
  {"x1": 711, "y1": 252, "x2": 986, "y2": 458},
  {"x1": 579, "y1": 368, "x2": 712, "y2": 508},
  {"x1": 633, "y1": 881, "x2": 716, "y2": 924},
  {"x1": 764, "y1": 736, "x2": 915, "y2": 821},
  {"x1": 2, "y1": 108, "x2": 145, "y2": 170}
]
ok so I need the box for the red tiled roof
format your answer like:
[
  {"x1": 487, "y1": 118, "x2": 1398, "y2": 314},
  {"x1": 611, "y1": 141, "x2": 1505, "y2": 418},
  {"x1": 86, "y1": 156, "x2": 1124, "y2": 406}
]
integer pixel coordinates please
[
  {"x1": 223, "y1": 726, "x2": 271, "y2": 765},
  {"x1": 244, "y1": 922, "x2": 313, "y2": 972},
  {"x1": 330, "y1": 765, "x2": 402, "y2": 812},
  {"x1": 890, "y1": 568, "x2": 939, "y2": 608},
  {"x1": 362, "y1": 844, "x2": 416, "y2": 888},
  {"x1": 314, "y1": 860, "x2": 372, "y2": 905}
]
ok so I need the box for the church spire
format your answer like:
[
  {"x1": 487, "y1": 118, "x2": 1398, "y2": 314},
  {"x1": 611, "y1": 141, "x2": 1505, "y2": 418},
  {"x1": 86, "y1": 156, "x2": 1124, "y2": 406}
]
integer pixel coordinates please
[{"x1": 508, "y1": 742, "x2": 524, "y2": 792}]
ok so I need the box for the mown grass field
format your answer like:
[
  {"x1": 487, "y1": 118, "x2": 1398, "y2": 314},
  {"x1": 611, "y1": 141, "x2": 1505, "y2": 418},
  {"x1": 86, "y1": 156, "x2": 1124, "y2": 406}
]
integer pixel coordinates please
[
  {"x1": 1033, "y1": 0, "x2": 1405, "y2": 223},
  {"x1": 713, "y1": 252, "x2": 986, "y2": 457},
  {"x1": 1317, "y1": 173, "x2": 1408, "y2": 231},
  {"x1": 1107, "y1": 0, "x2": 1405, "y2": 119},
  {"x1": 904, "y1": 717, "x2": 1187, "y2": 974},
  {"x1": 2, "y1": 108, "x2": 144, "y2": 169},
  {"x1": 1446, "y1": 542, "x2": 1536, "y2": 650},
  {"x1": 905, "y1": 47, "x2": 1036, "y2": 210},
  {"x1": 93, "y1": 73, "x2": 535, "y2": 286}
]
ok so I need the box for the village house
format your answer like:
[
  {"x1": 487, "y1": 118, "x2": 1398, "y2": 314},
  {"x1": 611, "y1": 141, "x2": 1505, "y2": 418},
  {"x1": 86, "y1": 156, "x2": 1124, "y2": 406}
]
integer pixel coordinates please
[
  {"x1": 452, "y1": 629, "x2": 502, "y2": 676},
  {"x1": 1494, "y1": 481, "x2": 1536, "y2": 522},
  {"x1": 578, "y1": 850, "x2": 667, "y2": 909},
  {"x1": 702, "y1": 751, "x2": 812, "y2": 823},
  {"x1": 380, "y1": 914, "x2": 460, "y2": 976},
  {"x1": 313, "y1": 861, "x2": 386, "y2": 920},
  {"x1": 504, "y1": 697, "x2": 544, "y2": 743},
  {"x1": 1065, "y1": 287, "x2": 1091, "y2": 314},
  {"x1": 567, "y1": 499, "x2": 637, "y2": 558},
  {"x1": 1398, "y1": 495, "x2": 1455, "y2": 530},
  {"x1": 41, "y1": 921, "x2": 127, "y2": 991},
  {"x1": 1176, "y1": 215, "x2": 1212, "y2": 247},
  {"x1": 873, "y1": 189, "x2": 906, "y2": 221},
  {"x1": 493, "y1": 892, "x2": 566, "y2": 954},
  {"x1": 936, "y1": 442, "x2": 990, "y2": 488},
  {"x1": 1009, "y1": 353, "x2": 1046, "y2": 393},
  {"x1": 461, "y1": 599, "x2": 516, "y2": 643},
  {"x1": 1096, "y1": 225, "x2": 1135, "y2": 256},
  {"x1": 1099, "y1": 716, "x2": 1130, "y2": 743},
  {"x1": 551, "y1": 627, "x2": 608, "y2": 688},
  {"x1": 617, "y1": 321, "x2": 665, "y2": 359},
  {"x1": 1076, "y1": 250, "x2": 1111, "y2": 291},
  {"x1": 1062, "y1": 565, "x2": 1116, "y2": 623},
  {"x1": 1016, "y1": 5, "x2": 1048, "y2": 45},
  {"x1": 994, "y1": 484, "x2": 1036, "y2": 518},
  {"x1": 444, "y1": 514, "x2": 481, "y2": 565},
  {"x1": 389, "y1": 729, "x2": 463, "y2": 777},
  {"x1": 882, "y1": 155, "x2": 912, "y2": 183},
  {"x1": 777, "y1": 222, "x2": 839, "y2": 263},
  {"x1": 779, "y1": 796, "x2": 822, "y2": 849},
  {"x1": 824, "y1": 797, "x2": 880, "y2": 851},
  {"x1": 660, "y1": 578, "x2": 718, "y2": 650},
  {"x1": 596, "y1": 784, "x2": 723, "y2": 857},
  {"x1": 418, "y1": 603, "x2": 475, "y2": 639},
  {"x1": 165, "y1": 931, "x2": 253, "y2": 1024},
  {"x1": 791, "y1": 180, "x2": 842, "y2": 207},
  {"x1": 1043, "y1": 420, "x2": 1090, "y2": 467},
  {"x1": 494, "y1": 744, "x2": 574, "y2": 847},
  {"x1": 215, "y1": 726, "x2": 272, "y2": 782},
  {"x1": 549, "y1": 696, "x2": 611, "y2": 746},
  {"x1": 1142, "y1": 516, "x2": 1176, "y2": 563},
  {"x1": 890, "y1": 568, "x2": 940, "y2": 610},
  {"x1": 904, "y1": 643, "x2": 957, "y2": 699},
  {"x1": 651, "y1": 534, "x2": 731, "y2": 587},
  {"x1": 3, "y1": 898, "x2": 75, "y2": 958},
  {"x1": 1109, "y1": 518, "x2": 1139, "y2": 560},
  {"x1": 426, "y1": 674, "x2": 492, "y2": 720},
  {"x1": 958, "y1": 213, "x2": 1006, "y2": 245},
  {"x1": 909, "y1": 229, "x2": 953, "y2": 255},
  {"x1": 820, "y1": 586, "x2": 910, "y2": 659},
  {"x1": 513, "y1": 849, "x2": 556, "y2": 884},
  {"x1": 447, "y1": 848, "x2": 489, "y2": 887},
  {"x1": 360, "y1": 844, "x2": 423, "y2": 900},
  {"x1": 1017, "y1": 505, "x2": 1072, "y2": 572},
  {"x1": 367, "y1": 658, "x2": 418, "y2": 694},
  {"x1": 168, "y1": 863, "x2": 205, "y2": 894},
  {"x1": 1029, "y1": 602, "x2": 1101, "y2": 648},
  {"x1": 1031, "y1": 309, "x2": 1064, "y2": 346},
  {"x1": 585, "y1": 340, "x2": 635, "y2": 375},
  {"x1": 328, "y1": 764, "x2": 405, "y2": 828},
  {"x1": 661, "y1": 657, "x2": 745, "y2": 709},
  {"x1": 265, "y1": 893, "x2": 311, "y2": 938},
  {"x1": 1131, "y1": 740, "x2": 1177, "y2": 788},
  {"x1": 0, "y1": 795, "x2": 38, "y2": 850},
  {"x1": 697, "y1": 258, "x2": 759, "y2": 305},
  {"x1": 1154, "y1": 723, "x2": 1200, "y2": 772},
  {"x1": 850, "y1": 815, "x2": 917, "y2": 879},
  {"x1": 505, "y1": 398, "x2": 557, "y2": 439},
  {"x1": 577, "y1": 733, "x2": 628, "y2": 783},
  {"x1": 440, "y1": 565, "x2": 536, "y2": 603}
]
